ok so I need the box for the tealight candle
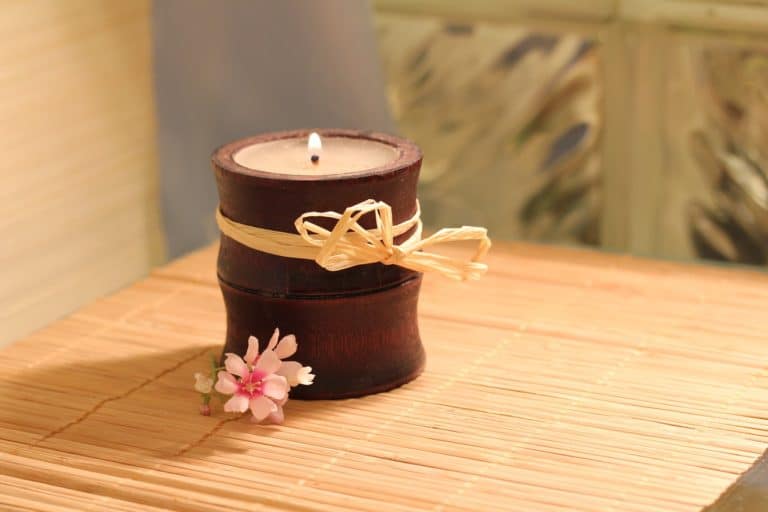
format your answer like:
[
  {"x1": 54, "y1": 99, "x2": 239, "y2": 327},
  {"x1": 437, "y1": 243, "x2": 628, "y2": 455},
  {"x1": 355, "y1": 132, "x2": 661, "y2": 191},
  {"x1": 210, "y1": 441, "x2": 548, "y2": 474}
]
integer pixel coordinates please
[{"x1": 233, "y1": 131, "x2": 399, "y2": 175}]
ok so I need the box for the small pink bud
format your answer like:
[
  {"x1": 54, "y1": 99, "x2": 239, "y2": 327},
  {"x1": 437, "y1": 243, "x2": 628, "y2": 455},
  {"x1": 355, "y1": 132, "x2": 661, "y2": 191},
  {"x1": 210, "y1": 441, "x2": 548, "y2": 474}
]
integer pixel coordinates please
[{"x1": 199, "y1": 403, "x2": 211, "y2": 416}]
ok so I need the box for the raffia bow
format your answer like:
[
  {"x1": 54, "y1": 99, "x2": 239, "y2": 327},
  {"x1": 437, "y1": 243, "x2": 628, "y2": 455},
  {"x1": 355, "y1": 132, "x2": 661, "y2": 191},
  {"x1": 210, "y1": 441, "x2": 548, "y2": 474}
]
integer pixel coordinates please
[
  {"x1": 215, "y1": 199, "x2": 491, "y2": 281},
  {"x1": 295, "y1": 200, "x2": 490, "y2": 280}
]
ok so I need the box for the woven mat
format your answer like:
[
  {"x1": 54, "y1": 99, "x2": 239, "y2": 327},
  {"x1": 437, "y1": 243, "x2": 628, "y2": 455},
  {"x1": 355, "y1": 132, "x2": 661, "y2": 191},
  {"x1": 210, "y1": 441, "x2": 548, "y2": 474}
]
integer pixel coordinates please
[
  {"x1": 1, "y1": 242, "x2": 768, "y2": 511},
  {"x1": 704, "y1": 450, "x2": 768, "y2": 512}
]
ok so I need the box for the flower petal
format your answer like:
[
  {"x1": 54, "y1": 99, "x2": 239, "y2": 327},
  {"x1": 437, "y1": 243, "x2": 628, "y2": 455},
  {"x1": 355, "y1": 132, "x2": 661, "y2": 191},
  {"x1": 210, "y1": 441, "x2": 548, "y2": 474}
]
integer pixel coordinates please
[
  {"x1": 262, "y1": 375, "x2": 288, "y2": 400},
  {"x1": 255, "y1": 349, "x2": 281, "y2": 374},
  {"x1": 243, "y1": 336, "x2": 259, "y2": 366},
  {"x1": 214, "y1": 371, "x2": 239, "y2": 394},
  {"x1": 274, "y1": 334, "x2": 297, "y2": 359},
  {"x1": 224, "y1": 353, "x2": 248, "y2": 378},
  {"x1": 266, "y1": 328, "x2": 280, "y2": 352},
  {"x1": 276, "y1": 361, "x2": 302, "y2": 387},
  {"x1": 223, "y1": 394, "x2": 249, "y2": 413},
  {"x1": 267, "y1": 404, "x2": 285, "y2": 425},
  {"x1": 249, "y1": 396, "x2": 276, "y2": 422},
  {"x1": 297, "y1": 366, "x2": 316, "y2": 386},
  {"x1": 194, "y1": 372, "x2": 213, "y2": 393}
]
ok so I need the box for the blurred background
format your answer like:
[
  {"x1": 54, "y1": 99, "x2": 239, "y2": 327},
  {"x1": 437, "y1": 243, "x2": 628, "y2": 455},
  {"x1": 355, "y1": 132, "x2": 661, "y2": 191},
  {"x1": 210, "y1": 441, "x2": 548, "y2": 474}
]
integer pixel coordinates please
[{"x1": 3, "y1": 0, "x2": 768, "y2": 346}]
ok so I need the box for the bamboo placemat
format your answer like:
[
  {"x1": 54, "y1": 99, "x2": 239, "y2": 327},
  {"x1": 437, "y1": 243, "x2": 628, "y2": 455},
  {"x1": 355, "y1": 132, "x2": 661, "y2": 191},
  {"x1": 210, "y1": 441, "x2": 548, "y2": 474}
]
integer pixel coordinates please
[{"x1": 1, "y1": 242, "x2": 768, "y2": 511}]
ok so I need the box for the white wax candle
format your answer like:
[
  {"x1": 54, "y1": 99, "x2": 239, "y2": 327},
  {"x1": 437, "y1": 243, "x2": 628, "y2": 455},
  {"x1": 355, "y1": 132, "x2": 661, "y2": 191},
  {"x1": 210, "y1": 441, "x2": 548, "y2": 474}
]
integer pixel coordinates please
[{"x1": 234, "y1": 133, "x2": 399, "y2": 175}]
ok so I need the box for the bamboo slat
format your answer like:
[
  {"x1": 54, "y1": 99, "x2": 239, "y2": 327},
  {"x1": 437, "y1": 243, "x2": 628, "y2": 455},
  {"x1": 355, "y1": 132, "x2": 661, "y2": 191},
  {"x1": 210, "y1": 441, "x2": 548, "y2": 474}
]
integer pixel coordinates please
[{"x1": 1, "y1": 242, "x2": 768, "y2": 511}]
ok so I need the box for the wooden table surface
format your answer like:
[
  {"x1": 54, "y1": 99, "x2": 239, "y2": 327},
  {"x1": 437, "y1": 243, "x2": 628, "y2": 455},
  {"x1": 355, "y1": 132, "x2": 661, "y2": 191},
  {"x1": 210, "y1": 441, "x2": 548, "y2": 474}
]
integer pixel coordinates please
[{"x1": 1, "y1": 242, "x2": 767, "y2": 511}]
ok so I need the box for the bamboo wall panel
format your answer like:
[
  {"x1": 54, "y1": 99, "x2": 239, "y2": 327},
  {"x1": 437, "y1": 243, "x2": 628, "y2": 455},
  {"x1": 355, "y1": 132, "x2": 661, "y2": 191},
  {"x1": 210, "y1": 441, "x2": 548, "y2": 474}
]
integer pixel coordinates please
[
  {"x1": 0, "y1": 0, "x2": 164, "y2": 346},
  {"x1": 1, "y1": 242, "x2": 767, "y2": 510}
]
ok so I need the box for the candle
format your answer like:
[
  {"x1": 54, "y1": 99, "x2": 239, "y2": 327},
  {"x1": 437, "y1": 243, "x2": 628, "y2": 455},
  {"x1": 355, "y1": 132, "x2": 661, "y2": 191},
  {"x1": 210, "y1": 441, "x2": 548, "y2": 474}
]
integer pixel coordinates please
[
  {"x1": 213, "y1": 129, "x2": 425, "y2": 399},
  {"x1": 233, "y1": 132, "x2": 399, "y2": 175}
]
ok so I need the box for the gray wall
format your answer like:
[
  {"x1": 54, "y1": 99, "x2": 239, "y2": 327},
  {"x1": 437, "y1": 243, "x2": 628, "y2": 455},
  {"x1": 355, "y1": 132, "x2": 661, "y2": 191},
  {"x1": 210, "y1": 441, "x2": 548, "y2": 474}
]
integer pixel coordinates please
[{"x1": 153, "y1": 0, "x2": 395, "y2": 257}]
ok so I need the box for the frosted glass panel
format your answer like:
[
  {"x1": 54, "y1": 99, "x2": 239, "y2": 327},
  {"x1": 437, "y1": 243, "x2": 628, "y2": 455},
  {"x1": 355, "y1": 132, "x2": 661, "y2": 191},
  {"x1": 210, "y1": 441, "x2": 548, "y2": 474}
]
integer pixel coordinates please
[
  {"x1": 662, "y1": 37, "x2": 768, "y2": 264},
  {"x1": 376, "y1": 15, "x2": 603, "y2": 246}
]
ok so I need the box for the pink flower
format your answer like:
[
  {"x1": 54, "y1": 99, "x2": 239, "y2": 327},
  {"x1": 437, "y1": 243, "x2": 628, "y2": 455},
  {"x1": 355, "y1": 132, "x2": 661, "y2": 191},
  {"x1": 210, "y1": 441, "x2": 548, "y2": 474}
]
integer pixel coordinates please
[
  {"x1": 214, "y1": 336, "x2": 289, "y2": 423},
  {"x1": 206, "y1": 329, "x2": 315, "y2": 424},
  {"x1": 266, "y1": 329, "x2": 316, "y2": 387}
]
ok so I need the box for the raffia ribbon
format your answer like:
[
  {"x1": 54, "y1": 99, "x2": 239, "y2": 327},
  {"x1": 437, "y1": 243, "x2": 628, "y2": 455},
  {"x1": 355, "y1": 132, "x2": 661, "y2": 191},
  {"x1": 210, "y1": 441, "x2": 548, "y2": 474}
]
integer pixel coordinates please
[{"x1": 215, "y1": 199, "x2": 491, "y2": 281}]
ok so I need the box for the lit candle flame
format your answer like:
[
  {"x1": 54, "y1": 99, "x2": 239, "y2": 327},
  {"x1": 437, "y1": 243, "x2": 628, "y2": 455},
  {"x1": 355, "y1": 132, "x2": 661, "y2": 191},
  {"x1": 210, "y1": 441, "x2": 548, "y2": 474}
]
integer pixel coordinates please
[
  {"x1": 308, "y1": 132, "x2": 322, "y2": 163},
  {"x1": 307, "y1": 132, "x2": 323, "y2": 155}
]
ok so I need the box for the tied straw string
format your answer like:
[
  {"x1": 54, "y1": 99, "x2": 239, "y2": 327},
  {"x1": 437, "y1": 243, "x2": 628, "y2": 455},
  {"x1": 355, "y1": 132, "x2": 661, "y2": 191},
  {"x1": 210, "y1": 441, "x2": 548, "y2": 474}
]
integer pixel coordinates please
[{"x1": 215, "y1": 199, "x2": 491, "y2": 281}]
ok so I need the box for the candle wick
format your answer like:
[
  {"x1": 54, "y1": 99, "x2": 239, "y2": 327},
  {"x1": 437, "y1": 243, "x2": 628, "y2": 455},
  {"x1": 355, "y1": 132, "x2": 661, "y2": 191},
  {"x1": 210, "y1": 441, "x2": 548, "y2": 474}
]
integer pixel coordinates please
[{"x1": 311, "y1": 154, "x2": 320, "y2": 163}]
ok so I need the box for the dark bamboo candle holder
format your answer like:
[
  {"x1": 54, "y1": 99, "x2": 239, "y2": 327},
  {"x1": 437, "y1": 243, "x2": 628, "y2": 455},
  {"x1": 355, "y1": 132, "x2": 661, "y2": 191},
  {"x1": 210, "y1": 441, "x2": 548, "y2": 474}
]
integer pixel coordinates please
[{"x1": 212, "y1": 129, "x2": 425, "y2": 399}]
